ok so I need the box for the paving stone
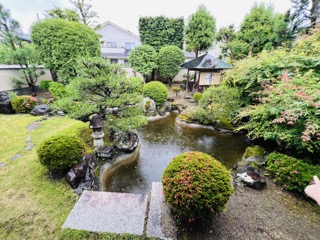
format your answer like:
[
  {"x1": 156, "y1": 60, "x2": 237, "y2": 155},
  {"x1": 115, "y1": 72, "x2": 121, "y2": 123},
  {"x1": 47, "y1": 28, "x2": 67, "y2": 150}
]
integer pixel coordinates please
[
  {"x1": 10, "y1": 153, "x2": 21, "y2": 161},
  {"x1": 27, "y1": 123, "x2": 41, "y2": 131},
  {"x1": 62, "y1": 191, "x2": 148, "y2": 235},
  {"x1": 146, "y1": 182, "x2": 177, "y2": 240},
  {"x1": 0, "y1": 162, "x2": 6, "y2": 167}
]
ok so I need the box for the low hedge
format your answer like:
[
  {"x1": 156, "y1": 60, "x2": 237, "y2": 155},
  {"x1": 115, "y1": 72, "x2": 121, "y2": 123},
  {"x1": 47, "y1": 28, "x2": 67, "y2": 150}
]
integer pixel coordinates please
[{"x1": 266, "y1": 152, "x2": 320, "y2": 193}]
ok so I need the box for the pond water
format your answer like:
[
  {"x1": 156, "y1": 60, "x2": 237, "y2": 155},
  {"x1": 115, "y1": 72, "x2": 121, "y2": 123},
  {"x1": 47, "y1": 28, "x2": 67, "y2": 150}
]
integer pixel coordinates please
[{"x1": 104, "y1": 113, "x2": 248, "y2": 194}]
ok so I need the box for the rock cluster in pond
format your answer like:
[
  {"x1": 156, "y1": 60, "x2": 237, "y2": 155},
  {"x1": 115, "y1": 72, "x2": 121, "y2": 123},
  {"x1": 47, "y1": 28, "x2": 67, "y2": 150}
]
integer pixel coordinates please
[
  {"x1": 96, "y1": 145, "x2": 115, "y2": 159},
  {"x1": 30, "y1": 104, "x2": 52, "y2": 116},
  {"x1": 234, "y1": 145, "x2": 267, "y2": 190},
  {"x1": 141, "y1": 97, "x2": 157, "y2": 116},
  {"x1": 113, "y1": 131, "x2": 139, "y2": 153},
  {"x1": 0, "y1": 91, "x2": 15, "y2": 114}
]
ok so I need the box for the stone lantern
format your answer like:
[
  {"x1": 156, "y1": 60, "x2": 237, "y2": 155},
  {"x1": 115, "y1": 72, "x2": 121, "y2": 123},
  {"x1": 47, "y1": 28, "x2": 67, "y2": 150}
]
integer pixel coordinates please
[{"x1": 89, "y1": 114, "x2": 104, "y2": 148}]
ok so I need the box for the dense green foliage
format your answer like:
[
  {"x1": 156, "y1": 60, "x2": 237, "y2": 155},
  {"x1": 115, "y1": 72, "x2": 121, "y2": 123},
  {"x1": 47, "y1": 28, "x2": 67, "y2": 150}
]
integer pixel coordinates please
[
  {"x1": 217, "y1": 3, "x2": 293, "y2": 62},
  {"x1": 235, "y1": 71, "x2": 320, "y2": 154},
  {"x1": 223, "y1": 28, "x2": 320, "y2": 105},
  {"x1": 128, "y1": 44, "x2": 157, "y2": 79},
  {"x1": 266, "y1": 152, "x2": 320, "y2": 193},
  {"x1": 31, "y1": 18, "x2": 101, "y2": 83},
  {"x1": 37, "y1": 134, "x2": 84, "y2": 172},
  {"x1": 139, "y1": 16, "x2": 184, "y2": 51},
  {"x1": 190, "y1": 86, "x2": 240, "y2": 125},
  {"x1": 162, "y1": 151, "x2": 233, "y2": 221},
  {"x1": 185, "y1": 5, "x2": 216, "y2": 57},
  {"x1": 143, "y1": 81, "x2": 168, "y2": 107},
  {"x1": 158, "y1": 45, "x2": 185, "y2": 86},
  {"x1": 54, "y1": 57, "x2": 146, "y2": 132},
  {"x1": 11, "y1": 95, "x2": 37, "y2": 113},
  {"x1": 39, "y1": 80, "x2": 52, "y2": 90},
  {"x1": 48, "y1": 82, "x2": 67, "y2": 99},
  {"x1": 225, "y1": 29, "x2": 320, "y2": 155},
  {"x1": 0, "y1": 4, "x2": 44, "y2": 95}
]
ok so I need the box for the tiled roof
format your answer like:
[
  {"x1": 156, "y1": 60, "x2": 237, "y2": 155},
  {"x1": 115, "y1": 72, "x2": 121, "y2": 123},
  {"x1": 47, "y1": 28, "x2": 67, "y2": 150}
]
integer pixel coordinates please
[{"x1": 181, "y1": 53, "x2": 231, "y2": 70}]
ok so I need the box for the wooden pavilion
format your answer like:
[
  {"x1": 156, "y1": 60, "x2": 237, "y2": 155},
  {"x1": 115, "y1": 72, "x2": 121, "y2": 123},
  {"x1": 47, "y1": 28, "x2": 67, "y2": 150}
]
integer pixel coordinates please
[{"x1": 180, "y1": 53, "x2": 231, "y2": 92}]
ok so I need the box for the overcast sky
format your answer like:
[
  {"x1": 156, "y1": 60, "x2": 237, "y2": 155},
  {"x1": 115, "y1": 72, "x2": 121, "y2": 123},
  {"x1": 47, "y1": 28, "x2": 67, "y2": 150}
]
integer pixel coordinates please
[{"x1": 2, "y1": 0, "x2": 294, "y2": 35}]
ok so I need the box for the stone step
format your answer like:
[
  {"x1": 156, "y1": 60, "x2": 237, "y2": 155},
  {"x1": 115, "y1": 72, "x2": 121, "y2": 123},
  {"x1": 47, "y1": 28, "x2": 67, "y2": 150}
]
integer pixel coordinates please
[
  {"x1": 62, "y1": 191, "x2": 148, "y2": 235},
  {"x1": 62, "y1": 183, "x2": 177, "y2": 239}
]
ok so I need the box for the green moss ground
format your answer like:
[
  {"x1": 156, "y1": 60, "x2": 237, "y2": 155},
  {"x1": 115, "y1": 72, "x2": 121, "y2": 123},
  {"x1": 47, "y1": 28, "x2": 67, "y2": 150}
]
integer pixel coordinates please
[{"x1": 0, "y1": 115, "x2": 151, "y2": 240}]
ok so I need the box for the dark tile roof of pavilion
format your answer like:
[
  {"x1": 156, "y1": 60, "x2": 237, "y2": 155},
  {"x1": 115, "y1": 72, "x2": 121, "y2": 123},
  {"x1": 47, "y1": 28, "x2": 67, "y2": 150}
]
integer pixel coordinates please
[{"x1": 180, "y1": 53, "x2": 231, "y2": 70}]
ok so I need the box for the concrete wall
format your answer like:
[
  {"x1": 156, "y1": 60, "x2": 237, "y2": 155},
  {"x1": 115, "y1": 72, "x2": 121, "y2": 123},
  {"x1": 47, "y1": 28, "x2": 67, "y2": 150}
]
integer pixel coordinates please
[{"x1": 0, "y1": 67, "x2": 52, "y2": 91}]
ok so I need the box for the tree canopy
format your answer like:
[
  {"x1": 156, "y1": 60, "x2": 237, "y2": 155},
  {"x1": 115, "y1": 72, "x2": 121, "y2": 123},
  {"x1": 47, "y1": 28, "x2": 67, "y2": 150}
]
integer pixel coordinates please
[
  {"x1": 129, "y1": 44, "x2": 157, "y2": 79},
  {"x1": 54, "y1": 57, "x2": 146, "y2": 132},
  {"x1": 69, "y1": 0, "x2": 99, "y2": 27},
  {"x1": 185, "y1": 5, "x2": 216, "y2": 57},
  {"x1": 31, "y1": 18, "x2": 101, "y2": 83},
  {"x1": 158, "y1": 45, "x2": 185, "y2": 86},
  {"x1": 139, "y1": 16, "x2": 184, "y2": 51}
]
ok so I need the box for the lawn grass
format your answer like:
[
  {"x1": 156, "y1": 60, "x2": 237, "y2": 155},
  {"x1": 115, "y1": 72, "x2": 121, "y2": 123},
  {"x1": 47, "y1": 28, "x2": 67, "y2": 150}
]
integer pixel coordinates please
[{"x1": 0, "y1": 115, "x2": 151, "y2": 240}]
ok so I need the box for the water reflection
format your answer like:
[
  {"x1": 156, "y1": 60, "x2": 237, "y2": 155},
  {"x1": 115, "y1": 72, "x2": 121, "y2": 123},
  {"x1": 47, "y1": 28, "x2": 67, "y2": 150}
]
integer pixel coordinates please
[{"x1": 104, "y1": 113, "x2": 247, "y2": 194}]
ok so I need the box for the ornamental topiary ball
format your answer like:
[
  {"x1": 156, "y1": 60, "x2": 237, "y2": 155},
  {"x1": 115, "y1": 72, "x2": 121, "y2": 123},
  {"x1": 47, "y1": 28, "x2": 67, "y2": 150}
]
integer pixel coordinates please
[
  {"x1": 162, "y1": 151, "x2": 233, "y2": 221},
  {"x1": 143, "y1": 81, "x2": 168, "y2": 107},
  {"x1": 37, "y1": 134, "x2": 84, "y2": 172}
]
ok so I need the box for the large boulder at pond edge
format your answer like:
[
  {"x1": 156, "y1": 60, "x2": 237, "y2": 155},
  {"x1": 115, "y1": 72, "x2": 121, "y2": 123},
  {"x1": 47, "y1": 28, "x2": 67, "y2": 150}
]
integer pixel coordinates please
[
  {"x1": 141, "y1": 97, "x2": 157, "y2": 116},
  {"x1": 239, "y1": 145, "x2": 267, "y2": 168},
  {"x1": 96, "y1": 145, "x2": 115, "y2": 160},
  {"x1": 0, "y1": 91, "x2": 15, "y2": 114},
  {"x1": 65, "y1": 163, "x2": 88, "y2": 189},
  {"x1": 30, "y1": 104, "x2": 51, "y2": 116},
  {"x1": 113, "y1": 131, "x2": 139, "y2": 153}
]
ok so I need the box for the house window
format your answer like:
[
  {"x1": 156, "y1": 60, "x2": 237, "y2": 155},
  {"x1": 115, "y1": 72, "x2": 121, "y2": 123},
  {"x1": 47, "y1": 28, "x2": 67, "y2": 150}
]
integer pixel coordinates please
[
  {"x1": 110, "y1": 59, "x2": 118, "y2": 64},
  {"x1": 204, "y1": 73, "x2": 213, "y2": 85},
  {"x1": 106, "y1": 42, "x2": 117, "y2": 48},
  {"x1": 124, "y1": 60, "x2": 130, "y2": 68},
  {"x1": 125, "y1": 42, "x2": 135, "y2": 50}
]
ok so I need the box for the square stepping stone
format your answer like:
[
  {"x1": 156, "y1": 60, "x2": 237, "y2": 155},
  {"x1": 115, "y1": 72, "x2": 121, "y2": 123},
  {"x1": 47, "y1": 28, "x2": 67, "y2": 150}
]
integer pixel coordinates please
[{"x1": 62, "y1": 191, "x2": 148, "y2": 235}]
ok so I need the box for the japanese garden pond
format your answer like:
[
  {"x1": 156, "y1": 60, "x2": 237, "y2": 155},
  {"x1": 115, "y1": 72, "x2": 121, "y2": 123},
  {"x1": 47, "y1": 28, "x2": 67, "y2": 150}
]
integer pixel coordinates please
[{"x1": 104, "y1": 112, "x2": 248, "y2": 194}]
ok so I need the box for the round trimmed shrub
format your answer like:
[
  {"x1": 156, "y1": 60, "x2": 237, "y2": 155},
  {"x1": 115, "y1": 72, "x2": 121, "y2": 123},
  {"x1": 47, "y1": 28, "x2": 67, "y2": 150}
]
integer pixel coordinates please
[
  {"x1": 37, "y1": 134, "x2": 84, "y2": 172},
  {"x1": 143, "y1": 81, "x2": 168, "y2": 107},
  {"x1": 162, "y1": 151, "x2": 233, "y2": 221},
  {"x1": 193, "y1": 92, "x2": 202, "y2": 102},
  {"x1": 11, "y1": 95, "x2": 37, "y2": 113}
]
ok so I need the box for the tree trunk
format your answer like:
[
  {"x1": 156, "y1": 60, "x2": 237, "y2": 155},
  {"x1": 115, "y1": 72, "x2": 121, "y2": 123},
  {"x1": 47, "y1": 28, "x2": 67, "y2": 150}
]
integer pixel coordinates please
[
  {"x1": 50, "y1": 69, "x2": 58, "y2": 82},
  {"x1": 311, "y1": 0, "x2": 320, "y2": 26},
  {"x1": 151, "y1": 69, "x2": 155, "y2": 81}
]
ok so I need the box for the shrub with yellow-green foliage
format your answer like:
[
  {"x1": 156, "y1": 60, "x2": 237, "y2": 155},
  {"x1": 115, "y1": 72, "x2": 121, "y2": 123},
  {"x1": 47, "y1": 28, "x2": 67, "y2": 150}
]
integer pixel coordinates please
[
  {"x1": 162, "y1": 151, "x2": 233, "y2": 221},
  {"x1": 192, "y1": 92, "x2": 202, "y2": 102},
  {"x1": 11, "y1": 95, "x2": 37, "y2": 113},
  {"x1": 37, "y1": 134, "x2": 84, "y2": 172},
  {"x1": 143, "y1": 81, "x2": 168, "y2": 107}
]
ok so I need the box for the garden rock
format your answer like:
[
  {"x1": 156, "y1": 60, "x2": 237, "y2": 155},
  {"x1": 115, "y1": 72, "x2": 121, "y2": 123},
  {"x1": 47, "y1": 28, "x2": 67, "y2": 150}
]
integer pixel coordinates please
[
  {"x1": 113, "y1": 131, "x2": 139, "y2": 153},
  {"x1": 30, "y1": 104, "x2": 51, "y2": 116},
  {"x1": 157, "y1": 108, "x2": 166, "y2": 116},
  {"x1": 167, "y1": 97, "x2": 175, "y2": 102},
  {"x1": 84, "y1": 154, "x2": 98, "y2": 169},
  {"x1": 184, "y1": 95, "x2": 192, "y2": 99},
  {"x1": 141, "y1": 97, "x2": 157, "y2": 116},
  {"x1": 0, "y1": 91, "x2": 15, "y2": 114},
  {"x1": 236, "y1": 167, "x2": 266, "y2": 190},
  {"x1": 189, "y1": 99, "x2": 196, "y2": 103},
  {"x1": 96, "y1": 146, "x2": 114, "y2": 159},
  {"x1": 65, "y1": 169, "x2": 81, "y2": 189}
]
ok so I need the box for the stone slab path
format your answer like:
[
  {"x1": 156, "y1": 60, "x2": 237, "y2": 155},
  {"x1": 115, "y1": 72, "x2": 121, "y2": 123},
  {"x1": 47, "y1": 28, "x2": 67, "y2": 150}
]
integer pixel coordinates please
[
  {"x1": 62, "y1": 183, "x2": 177, "y2": 239},
  {"x1": 62, "y1": 191, "x2": 148, "y2": 235}
]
